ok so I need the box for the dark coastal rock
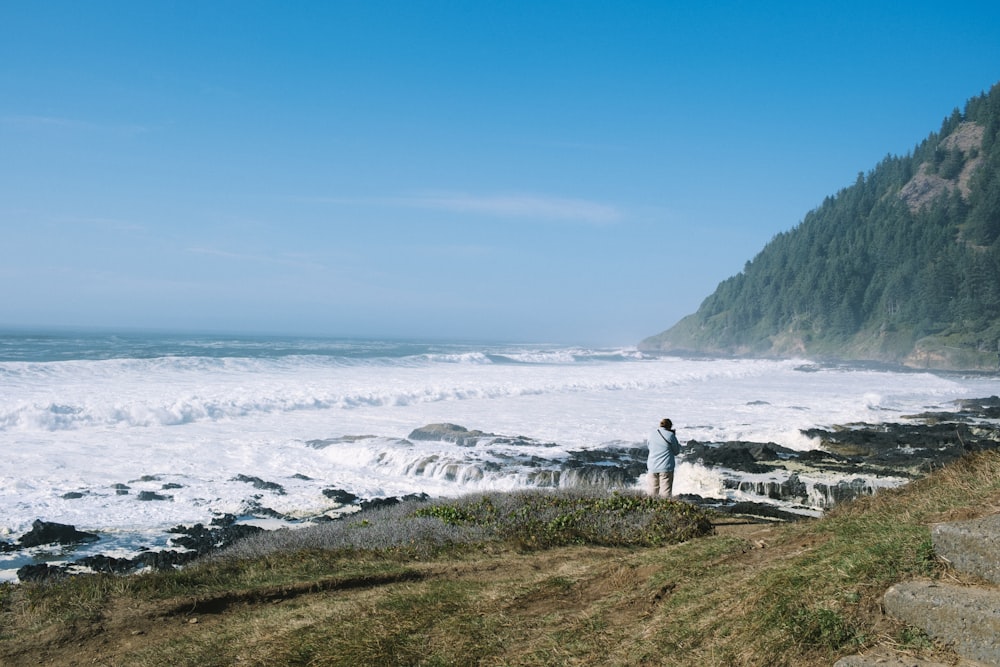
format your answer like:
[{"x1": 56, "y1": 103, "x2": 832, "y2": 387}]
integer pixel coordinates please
[
  {"x1": 947, "y1": 395, "x2": 1000, "y2": 419},
  {"x1": 684, "y1": 441, "x2": 782, "y2": 475},
  {"x1": 801, "y1": 419, "x2": 1000, "y2": 472},
  {"x1": 813, "y1": 478, "x2": 875, "y2": 506},
  {"x1": 659, "y1": 399, "x2": 1000, "y2": 510},
  {"x1": 61, "y1": 491, "x2": 85, "y2": 499},
  {"x1": 18, "y1": 520, "x2": 99, "y2": 548},
  {"x1": 558, "y1": 447, "x2": 647, "y2": 488},
  {"x1": 408, "y1": 423, "x2": 548, "y2": 448},
  {"x1": 359, "y1": 493, "x2": 430, "y2": 512},
  {"x1": 168, "y1": 522, "x2": 265, "y2": 555},
  {"x1": 211, "y1": 513, "x2": 239, "y2": 527},
  {"x1": 360, "y1": 496, "x2": 400, "y2": 511},
  {"x1": 713, "y1": 500, "x2": 807, "y2": 523},
  {"x1": 231, "y1": 474, "x2": 286, "y2": 495},
  {"x1": 241, "y1": 499, "x2": 287, "y2": 520},
  {"x1": 408, "y1": 423, "x2": 492, "y2": 446},
  {"x1": 322, "y1": 488, "x2": 359, "y2": 504},
  {"x1": 15, "y1": 521, "x2": 259, "y2": 581},
  {"x1": 723, "y1": 473, "x2": 809, "y2": 503},
  {"x1": 137, "y1": 491, "x2": 172, "y2": 501},
  {"x1": 305, "y1": 434, "x2": 378, "y2": 449},
  {"x1": 76, "y1": 554, "x2": 138, "y2": 575},
  {"x1": 161, "y1": 482, "x2": 183, "y2": 490},
  {"x1": 132, "y1": 549, "x2": 199, "y2": 571}
]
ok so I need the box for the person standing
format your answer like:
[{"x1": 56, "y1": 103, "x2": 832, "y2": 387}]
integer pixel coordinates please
[{"x1": 647, "y1": 418, "x2": 681, "y2": 498}]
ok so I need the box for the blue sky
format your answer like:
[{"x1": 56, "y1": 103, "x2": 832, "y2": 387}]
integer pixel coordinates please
[{"x1": 2, "y1": 2, "x2": 1000, "y2": 345}]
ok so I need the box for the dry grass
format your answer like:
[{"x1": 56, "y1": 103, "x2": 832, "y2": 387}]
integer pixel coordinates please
[{"x1": 2, "y1": 452, "x2": 1000, "y2": 666}]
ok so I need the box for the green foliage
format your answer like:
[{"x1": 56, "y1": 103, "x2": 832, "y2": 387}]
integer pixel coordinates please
[
  {"x1": 412, "y1": 489, "x2": 715, "y2": 549},
  {"x1": 643, "y1": 82, "x2": 1000, "y2": 368},
  {"x1": 214, "y1": 489, "x2": 713, "y2": 565}
]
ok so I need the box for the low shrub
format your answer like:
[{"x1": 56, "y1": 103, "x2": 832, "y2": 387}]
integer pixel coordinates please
[
  {"x1": 412, "y1": 489, "x2": 714, "y2": 549},
  {"x1": 216, "y1": 489, "x2": 714, "y2": 562}
]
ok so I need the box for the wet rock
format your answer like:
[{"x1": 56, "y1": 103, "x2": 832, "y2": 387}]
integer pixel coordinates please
[
  {"x1": 211, "y1": 513, "x2": 238, "y2": 527},
  {"x1": 408, "y1": 423, "x2": 492, "y2": 446},
  {"x1": 813, "y1": 478, "x2": 875, "y2": 506},
  {"x1": 684, "y1": 440, "x2": 789, "y2": 474},
  {"x1": 359, "y1": 493, "x2": 430, "y2": 512},
  {"x1": 724, "y1": 473, "x2": 809, "y2": 503},
  {"x1": 18, "y1": 520, "x2": 99, "y2": 548},
  {"x1": 76, "y1": 554, "x2": 137, "y2": 575},
  {"x1": 323, "y1": 489, "x2": 358, "y2": 505},
  {"x1": 132, "y1": 549, "x2": 198, "y2": 571},
  {"x1": 408, "y1": 423, "x2": 551, "y2": 448},
  {"x1": 168, "y1": 522, "x2": 265, "y2": 555},
  {"x1": 801, "y1": 420, "x2": 999, "y2": 471},
  {"x1": 231, "y1": 474, "x2": 286, "y2": 495},
  {"x1": 714, "y1": 500, "x2": 806, "y2": 523},
  {"x1": 137, "y1": 491, "x2": 172, "y2": 501},
  {"x1": 360, "y1": 496, "x2": 400, "y2": 511}
]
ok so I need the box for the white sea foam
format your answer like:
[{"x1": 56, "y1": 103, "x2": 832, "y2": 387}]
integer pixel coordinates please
[{"x1": 2, "y1": 336, "x2": 999, "y2": 580}]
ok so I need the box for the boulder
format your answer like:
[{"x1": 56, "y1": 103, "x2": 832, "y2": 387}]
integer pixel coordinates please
[
  {"x1": 231, "y1": 474, "x2": 286, "y2": 495},
  {"x1": 322, "y1": 488, "x2": 359, "y2": 504},
  {"x1": 137, "y1": 491, "x2": 172, "y2": 501},
  {"x1": 408, "y1": 423, "x2": 492, "y2": 446},
  {"x1": 18, "y1": 520, "x2": 99, "y2": 548}
]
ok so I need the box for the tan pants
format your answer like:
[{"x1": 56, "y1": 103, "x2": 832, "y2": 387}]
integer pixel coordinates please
[{"x1": 648, "y1": 471, "x2": 674, "y2": 498}]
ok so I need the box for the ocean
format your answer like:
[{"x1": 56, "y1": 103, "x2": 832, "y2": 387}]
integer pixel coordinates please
[{"x1": 3, "y1": 329, "x2": 1000, "y2": 580}]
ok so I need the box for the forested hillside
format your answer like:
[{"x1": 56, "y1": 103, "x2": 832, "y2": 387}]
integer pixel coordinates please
[{"x1": 640, "y1": 82, "x2": 1000, "y2": 370}]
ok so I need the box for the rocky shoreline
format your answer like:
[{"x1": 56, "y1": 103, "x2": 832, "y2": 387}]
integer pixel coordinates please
[{"x1": 7, "y1": 396, "x2": 999, "y2": 583}]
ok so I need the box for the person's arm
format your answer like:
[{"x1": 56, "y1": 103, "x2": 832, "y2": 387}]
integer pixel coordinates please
[{"x1": 669, "y1": 431, "x2": 681, "y2": 455}]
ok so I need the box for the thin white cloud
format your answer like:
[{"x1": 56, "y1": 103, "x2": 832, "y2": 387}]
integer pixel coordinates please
[
  {"x1": 0, "y1": 115, "x2": 150, "y2": 135},
  {"x1": 286, "y1": 191, "x2": 625, "y2": 224},
  {"x1": 53, "y1": 216, "x2": 146, "y2": 233},
  {"x1": 0, "y1": 114, "x2": 94, "y2": 128},
  {"x1": 401, "y1": 192, "x2": 624, "y2": 224},
  {"x1": 185, "y1": 246, "x2": 327, "y2": 271}
]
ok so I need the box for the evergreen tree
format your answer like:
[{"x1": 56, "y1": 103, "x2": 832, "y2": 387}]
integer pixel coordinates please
[{"x1": 640, "y1": 82, "x2": 1000, "y2": 369}]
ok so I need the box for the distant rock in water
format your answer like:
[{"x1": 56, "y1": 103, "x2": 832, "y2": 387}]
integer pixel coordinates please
[
  {"x1": 230, "y1": 474, "x2": 286, "y2": 495},
  {"x1": 18, "y1": 520, "x2": 99, "y2": 548},
  {"x1": 408, "y1": 423, "x2": 550, "y2": 448},
  {"x1": 322, "y1": 488, "x2": 359, "y2": 504},
  {"x1": 137, "y1": 491, "x2": 173, "y2": 501},
  {"x1": 409, "y1": 423, "x2": 491, "y2": 446}
]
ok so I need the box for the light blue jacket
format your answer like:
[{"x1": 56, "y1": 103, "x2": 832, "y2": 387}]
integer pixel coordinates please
[{"x1": 647, "y1": 428, "x2": 681, "y2": 472}]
